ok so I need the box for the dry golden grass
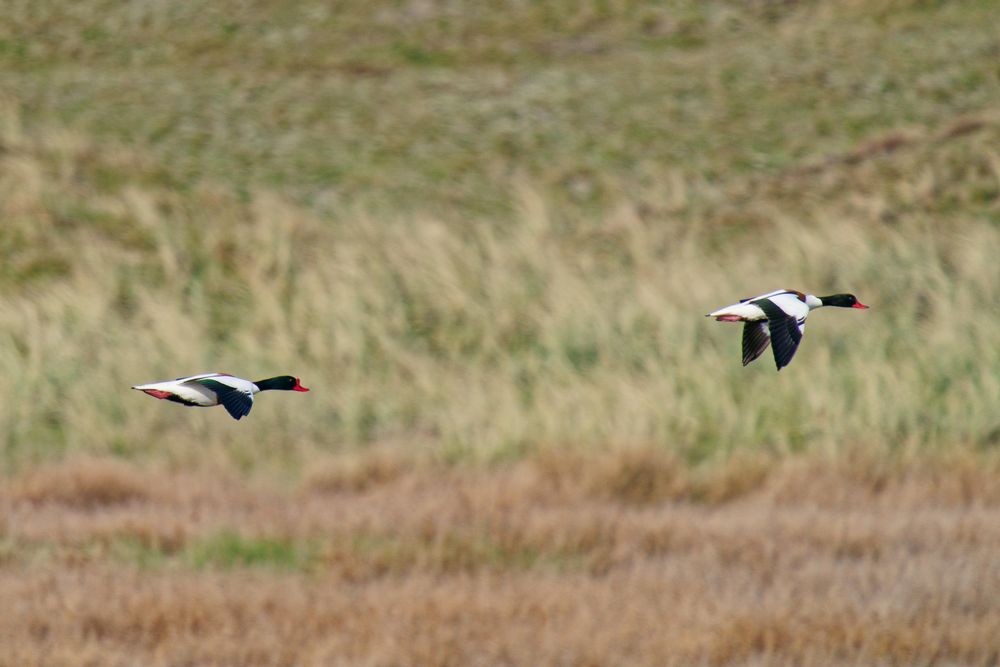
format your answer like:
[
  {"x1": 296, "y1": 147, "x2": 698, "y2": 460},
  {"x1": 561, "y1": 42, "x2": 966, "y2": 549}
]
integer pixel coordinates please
[
  {"x1": 8, "y1": 457, "x2": 163, "y2": 508},
  {"x1": 2, "y1": 454, "x2": 999, "y2": 666}
]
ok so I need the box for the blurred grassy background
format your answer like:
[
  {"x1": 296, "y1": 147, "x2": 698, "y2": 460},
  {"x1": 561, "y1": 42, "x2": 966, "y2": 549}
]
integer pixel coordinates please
[{"x1": 2, "y1": 0, "x2": 1000, "y2": 476}]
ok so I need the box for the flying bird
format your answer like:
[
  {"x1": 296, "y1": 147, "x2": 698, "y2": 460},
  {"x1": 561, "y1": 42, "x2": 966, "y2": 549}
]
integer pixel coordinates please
[
  {"x1": 132, "y1": 373, "x2": 309, "y2": 420},
  {"x1": 707, "y1": 289, "x2": 869, "y2": 370}
]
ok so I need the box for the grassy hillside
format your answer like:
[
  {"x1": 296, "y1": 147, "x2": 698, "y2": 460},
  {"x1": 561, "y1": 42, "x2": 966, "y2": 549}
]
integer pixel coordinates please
[
  {"x1": 4, "y1": 1, "x2": 1000, "y2": 212},
  {"x1": 3, "y1": 4, "x2": 1000, "y2": 472},
  {"x1": 4, "y1": 111, "x2": 1000, "y2": 470}
]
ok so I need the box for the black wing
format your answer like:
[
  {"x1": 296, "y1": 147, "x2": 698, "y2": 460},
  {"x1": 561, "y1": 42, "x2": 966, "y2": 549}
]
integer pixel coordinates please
[
  {"x1": 741, "y1": 321, "x2": 771, "y2": 366},
  {"x1": 196, "y1": 379, "x2": 254, "y2": 420},
  {"x1": 755, "y1": 299, "x2": 804, "y2": 371}
]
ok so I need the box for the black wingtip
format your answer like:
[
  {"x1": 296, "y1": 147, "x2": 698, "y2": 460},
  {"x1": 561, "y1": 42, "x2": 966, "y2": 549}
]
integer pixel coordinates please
[{"x1": 198, "y1": 379, "x2": 254, "y2": 421}]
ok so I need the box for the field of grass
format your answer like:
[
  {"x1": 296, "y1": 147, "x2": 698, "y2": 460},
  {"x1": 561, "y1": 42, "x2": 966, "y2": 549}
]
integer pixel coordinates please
[
  {"x1": 2, "y1": 0, "x2": 1000, "y2": 664},
  {"x1": 2, "y1": 453, "x2": 999, "y2": 665}
]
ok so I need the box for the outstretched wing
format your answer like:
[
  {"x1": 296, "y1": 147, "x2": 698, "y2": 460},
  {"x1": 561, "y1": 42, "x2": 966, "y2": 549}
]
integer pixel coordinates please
[
  {"x1": 755, "y1": 299, "x2": 806, "y2": 371},
  {"x1": 192, "y1": 379, "x2": 254, "y2": 420},
  {"x1": 741, "y1": 321, "x2": 771, "y2": 366}
]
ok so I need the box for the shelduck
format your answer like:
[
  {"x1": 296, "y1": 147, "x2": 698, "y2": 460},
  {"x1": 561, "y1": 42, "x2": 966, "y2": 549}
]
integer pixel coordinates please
[
  {"x1": 707, "y1": 290, "x2": 869, "y2": 370},
  {"x1": 132, "y1": 373, "x2": 309, "y2": 420}
]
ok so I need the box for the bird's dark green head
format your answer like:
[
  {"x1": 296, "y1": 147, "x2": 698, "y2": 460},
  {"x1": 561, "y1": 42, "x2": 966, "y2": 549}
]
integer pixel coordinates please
[
  {"x1": 254, "y1": 376, "x2": 310, "y2": 392},
  {"x1": 819, "y1": 294, "x2": 869, "y2": 309}
]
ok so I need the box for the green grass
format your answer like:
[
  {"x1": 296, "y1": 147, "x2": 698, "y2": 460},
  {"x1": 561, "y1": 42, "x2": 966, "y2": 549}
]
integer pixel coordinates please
[
  {"x1": 4, "y1": 2, "x2": 999, "y2": 214},
  {"x1": 7, "y1": 530, "x2": 569, "y2": 575},
  {"x1": 185, "y1": 531, "x2": 322, "y2": 571},
  {"x1": 99, "y1": 532, "x2": 323, "y2": 572},
  {"x1": 1, "y1": 0, "x2": 999, "y2": 474}
]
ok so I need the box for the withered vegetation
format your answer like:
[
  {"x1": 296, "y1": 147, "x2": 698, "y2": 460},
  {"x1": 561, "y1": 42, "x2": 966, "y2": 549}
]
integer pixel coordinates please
[{"x1": 2, "y1": 453, "x2": 1000, "y2": 666}]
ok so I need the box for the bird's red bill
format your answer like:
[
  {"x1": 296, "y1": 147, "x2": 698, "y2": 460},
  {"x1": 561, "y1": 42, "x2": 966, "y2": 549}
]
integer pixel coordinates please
[
  {"x1": 143, "y1": 389, "x2": 173, "y2": 399},
  {"x1": 853, "y1": 302, "x2": 870, "y2": 309},
  {"x1": 293, "y1": 378, "x2": 310, "y2": 392}
]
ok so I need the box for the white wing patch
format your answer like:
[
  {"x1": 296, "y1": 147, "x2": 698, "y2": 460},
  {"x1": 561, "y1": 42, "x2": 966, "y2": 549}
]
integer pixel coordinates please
[{"x1": 764, "y1": 293, "x2": 811, "y2": 321}]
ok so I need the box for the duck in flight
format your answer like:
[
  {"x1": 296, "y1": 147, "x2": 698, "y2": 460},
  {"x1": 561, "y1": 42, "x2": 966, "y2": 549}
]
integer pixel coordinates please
[
  {"x1": 707, "y1": 290, "x2": 869, "y2": 370},
  {"x1": 132, "y1": 373, "x2": 309, "y2": 420}
]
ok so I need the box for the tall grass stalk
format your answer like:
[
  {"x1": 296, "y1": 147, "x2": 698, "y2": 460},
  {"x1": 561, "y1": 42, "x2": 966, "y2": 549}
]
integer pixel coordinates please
[{"x1": 2, "y1": 111, "x2": 999, "y2": 473}]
